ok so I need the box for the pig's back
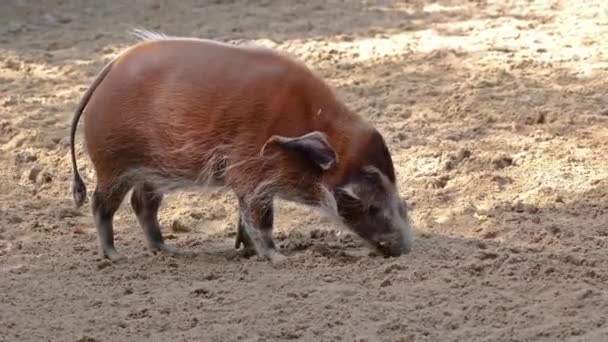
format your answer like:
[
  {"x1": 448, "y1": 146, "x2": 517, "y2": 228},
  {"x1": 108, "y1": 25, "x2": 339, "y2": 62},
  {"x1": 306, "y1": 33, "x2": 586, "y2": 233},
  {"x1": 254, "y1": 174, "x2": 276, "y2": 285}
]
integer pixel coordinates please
[{"x1": 84, "y1": 37, "x2": 352, "y2": 179}]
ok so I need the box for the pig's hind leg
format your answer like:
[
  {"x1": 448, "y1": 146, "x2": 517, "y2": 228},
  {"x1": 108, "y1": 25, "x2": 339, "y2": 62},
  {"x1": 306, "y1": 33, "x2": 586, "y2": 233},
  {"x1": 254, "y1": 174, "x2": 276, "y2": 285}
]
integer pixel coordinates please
[
  {"x1": 92, "y1": 183, "x2": 131, "y2": 262},
  {"x1": 131, "y1": 182, "x2": 194, "y2": 257}
]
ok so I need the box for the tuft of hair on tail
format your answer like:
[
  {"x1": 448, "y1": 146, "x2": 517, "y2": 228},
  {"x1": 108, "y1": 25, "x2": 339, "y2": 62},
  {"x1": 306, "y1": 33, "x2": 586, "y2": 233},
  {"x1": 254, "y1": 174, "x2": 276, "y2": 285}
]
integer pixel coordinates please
[{"x1": 72, "y1": 173, "x2": 87, "y2": 208}]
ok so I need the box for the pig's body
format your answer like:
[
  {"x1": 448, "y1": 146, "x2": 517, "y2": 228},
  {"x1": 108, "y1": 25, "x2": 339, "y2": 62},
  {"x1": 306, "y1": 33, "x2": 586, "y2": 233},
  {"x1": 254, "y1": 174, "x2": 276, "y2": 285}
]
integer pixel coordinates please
[{"x1": 70, "y1": 31, "x2": 412, "y2": 263}]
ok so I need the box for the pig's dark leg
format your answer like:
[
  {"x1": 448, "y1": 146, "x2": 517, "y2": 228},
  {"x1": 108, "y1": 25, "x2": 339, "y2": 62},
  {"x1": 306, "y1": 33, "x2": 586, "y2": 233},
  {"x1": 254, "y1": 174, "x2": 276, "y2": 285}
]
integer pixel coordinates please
[
  {"x1": 235, "y1": 201, "x2": 273, "y2": 258},
  {"x1": 131, "y1": 182, "x2": 193, "y2": 256},
  {"x1": 92, "y1": 184, "x2": 131, "y2": 262},
  {"x1": 237, "y1": 196, "x2": 283, "y2": 263},
  {"x1": 235, "y1": 214, "x2": 256, "y2": 257}
]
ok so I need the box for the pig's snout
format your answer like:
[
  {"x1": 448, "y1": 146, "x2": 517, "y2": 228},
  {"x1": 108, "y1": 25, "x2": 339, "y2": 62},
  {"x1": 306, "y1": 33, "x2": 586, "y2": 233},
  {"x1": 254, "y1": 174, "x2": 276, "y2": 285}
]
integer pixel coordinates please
[
  {"x1": 376, "y1": 238, "x2": 411, "y2": 257},
  {"x1": 375, "y1": 219, "x2": 413, "y2": 257}
]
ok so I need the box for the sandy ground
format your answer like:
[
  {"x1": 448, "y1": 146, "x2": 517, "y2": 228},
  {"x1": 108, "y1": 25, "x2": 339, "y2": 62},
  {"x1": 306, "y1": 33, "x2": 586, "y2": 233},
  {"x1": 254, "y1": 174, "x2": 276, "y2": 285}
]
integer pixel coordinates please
[{"x1": 1, "y1": 0, "x2": 608, "y2": 341}]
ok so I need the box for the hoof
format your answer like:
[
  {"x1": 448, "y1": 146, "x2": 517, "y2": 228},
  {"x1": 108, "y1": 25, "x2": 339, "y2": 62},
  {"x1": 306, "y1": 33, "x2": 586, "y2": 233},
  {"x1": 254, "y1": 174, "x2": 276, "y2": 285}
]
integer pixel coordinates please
[
  {"x1": 269, "y1": 252, "x2": 288, "y2": 268},
  {"x1": 103, "y1": 248, "x2": 127, "y2": 263},
  {"x1": 151, "y1": 243, "x2": 196, "y2": 258}
]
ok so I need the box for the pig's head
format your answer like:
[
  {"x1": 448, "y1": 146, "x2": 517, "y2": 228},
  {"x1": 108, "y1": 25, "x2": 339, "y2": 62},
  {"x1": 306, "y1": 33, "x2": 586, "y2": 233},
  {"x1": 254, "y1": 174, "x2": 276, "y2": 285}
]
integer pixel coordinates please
[
  {"x1": 261, "y1": 129, "x2": 413, "y2": 257},
  {"x1": 332, "y1": 164, "x2": 412, "y2": 257}
]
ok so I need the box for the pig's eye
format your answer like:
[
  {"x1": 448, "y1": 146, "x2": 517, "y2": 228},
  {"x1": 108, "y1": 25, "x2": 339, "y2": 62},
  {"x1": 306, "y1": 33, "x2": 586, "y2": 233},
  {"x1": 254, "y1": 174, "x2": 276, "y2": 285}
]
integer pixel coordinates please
[{"x1": 368, "y1": 205, "x2": 381, "y2": 216}]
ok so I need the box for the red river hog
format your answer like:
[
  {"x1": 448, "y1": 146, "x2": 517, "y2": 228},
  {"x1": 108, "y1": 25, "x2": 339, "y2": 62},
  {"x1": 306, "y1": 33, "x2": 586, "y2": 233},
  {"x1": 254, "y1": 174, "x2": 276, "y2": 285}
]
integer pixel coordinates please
[{"x1": 69, "y1": 30, "x2": 413, "y2": 264}]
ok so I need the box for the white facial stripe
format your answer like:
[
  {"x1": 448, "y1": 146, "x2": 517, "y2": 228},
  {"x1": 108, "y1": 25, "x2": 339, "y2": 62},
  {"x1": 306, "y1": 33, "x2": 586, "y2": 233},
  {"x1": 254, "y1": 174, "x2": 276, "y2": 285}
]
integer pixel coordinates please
[{"x1": 339, "y1": 184, "x2": 360, "y2": 200}]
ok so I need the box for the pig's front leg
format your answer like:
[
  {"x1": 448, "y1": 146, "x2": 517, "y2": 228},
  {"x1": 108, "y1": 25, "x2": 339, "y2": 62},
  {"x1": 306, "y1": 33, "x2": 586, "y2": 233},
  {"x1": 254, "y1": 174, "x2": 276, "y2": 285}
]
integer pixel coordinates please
[
  {"x1": 234, "y1": 214, "x2": 256, "y2": 258},
  {"x1": 237, "y1": 197, "x2": 286, "y2": 265}
]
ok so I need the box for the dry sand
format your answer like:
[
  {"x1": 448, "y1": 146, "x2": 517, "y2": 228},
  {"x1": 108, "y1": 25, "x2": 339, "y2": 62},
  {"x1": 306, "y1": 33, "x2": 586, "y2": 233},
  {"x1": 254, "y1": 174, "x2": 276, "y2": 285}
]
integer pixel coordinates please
[{"x1": 1, "y1": 0, "x2": 608, "y2": 341}]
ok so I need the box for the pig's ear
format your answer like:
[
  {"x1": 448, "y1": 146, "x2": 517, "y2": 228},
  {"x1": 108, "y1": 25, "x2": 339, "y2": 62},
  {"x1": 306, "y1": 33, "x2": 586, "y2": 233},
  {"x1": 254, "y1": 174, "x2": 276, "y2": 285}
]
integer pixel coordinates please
[{"x1": 260, "y1": 131, "x2": 337, "y2": 170}]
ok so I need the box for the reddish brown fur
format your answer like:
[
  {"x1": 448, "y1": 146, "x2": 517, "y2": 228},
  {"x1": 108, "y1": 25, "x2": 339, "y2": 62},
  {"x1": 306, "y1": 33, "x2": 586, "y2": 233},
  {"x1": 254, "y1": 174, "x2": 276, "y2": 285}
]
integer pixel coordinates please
[
  {"x1": 86, "y1": 39, "x2": 374, "y2": 195},
  {"x1": 70, "y1": 33, "x2": 411, "y2": 262}
]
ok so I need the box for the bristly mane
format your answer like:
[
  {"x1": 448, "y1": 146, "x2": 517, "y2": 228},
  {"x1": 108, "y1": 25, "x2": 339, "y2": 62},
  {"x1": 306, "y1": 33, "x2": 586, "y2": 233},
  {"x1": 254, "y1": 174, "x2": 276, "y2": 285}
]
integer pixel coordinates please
[
  {"x1": 127, "y1": 28, "x2": 223, "y2": 45},
  {"x1": 128, "y1": 28, "x2": 172, "y2": 42}
]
